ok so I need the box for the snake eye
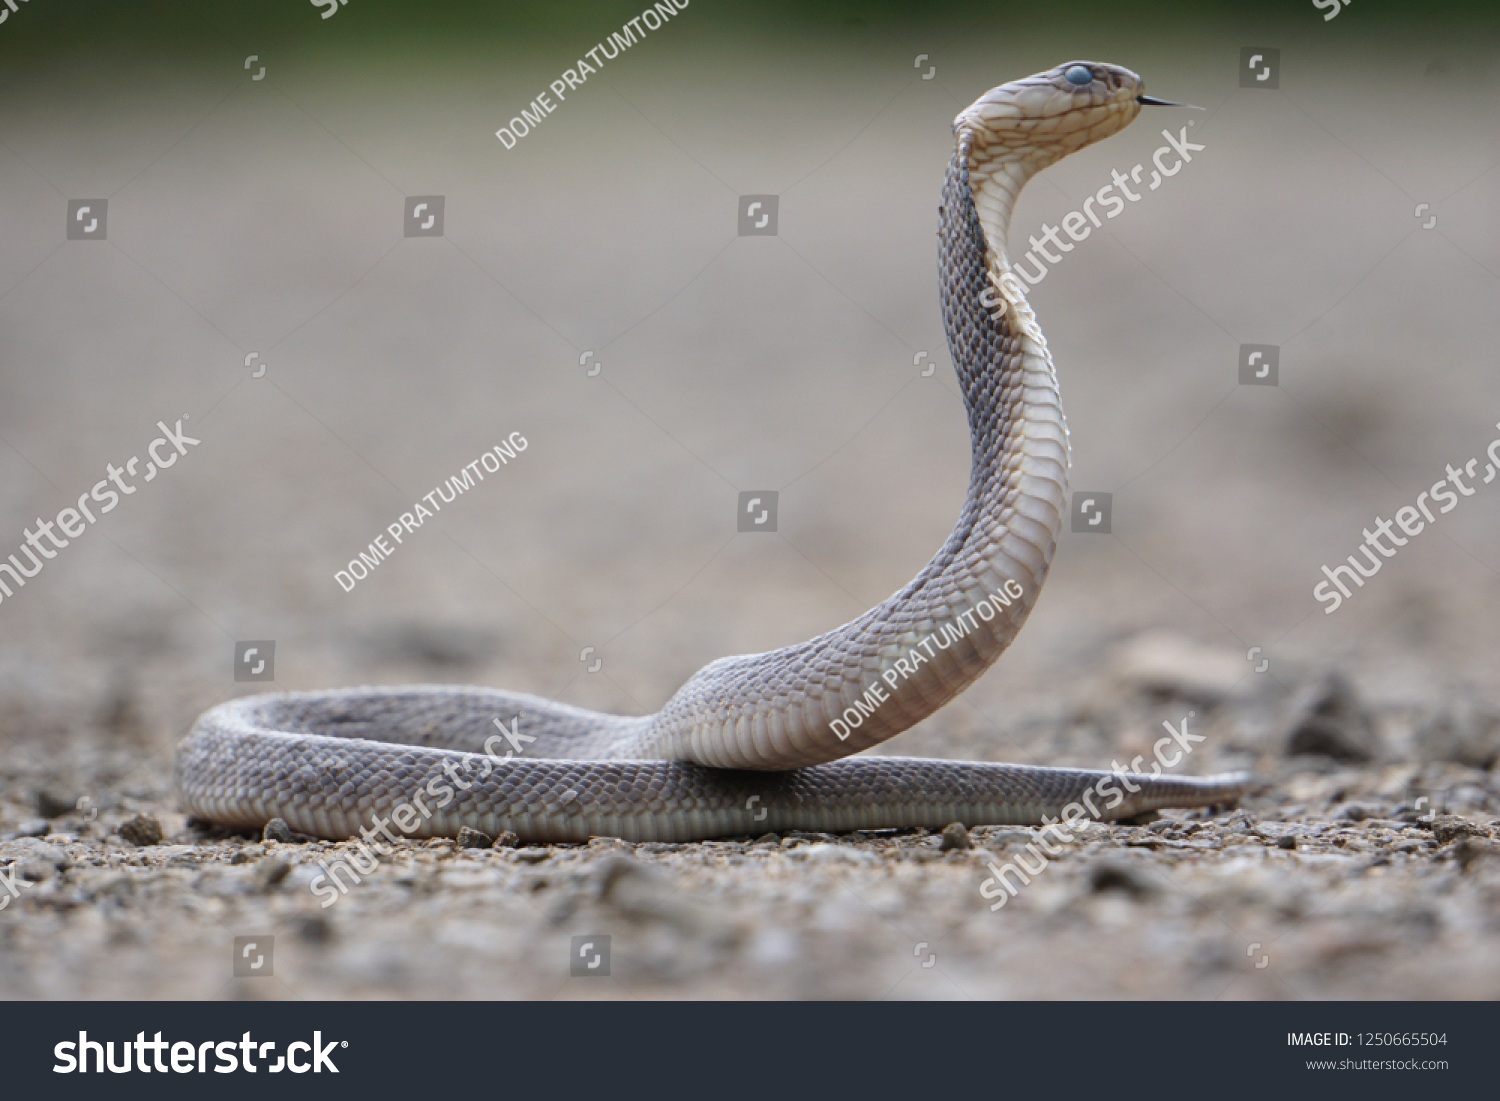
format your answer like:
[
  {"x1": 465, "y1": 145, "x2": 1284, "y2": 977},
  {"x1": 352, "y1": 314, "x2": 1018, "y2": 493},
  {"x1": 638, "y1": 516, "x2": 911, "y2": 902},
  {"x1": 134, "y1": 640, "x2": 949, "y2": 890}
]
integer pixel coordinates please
[{"x1": 1064, "y1": 65, "x2": 1094, "y2": 86}]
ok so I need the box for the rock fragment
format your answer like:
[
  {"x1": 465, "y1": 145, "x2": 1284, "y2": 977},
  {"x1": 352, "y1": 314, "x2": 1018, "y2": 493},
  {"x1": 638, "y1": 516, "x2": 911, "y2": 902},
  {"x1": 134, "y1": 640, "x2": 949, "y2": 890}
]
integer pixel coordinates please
[
  {"x1": 256, "y1": 857, "x2": 292, "y2": 889},
  {"x1": 455, "y1": 826, "x2": 493, "y2": 849},
  {"x1": 939, "y1": 822, "x2": 971, "y2": 851},
  {"x1": 1454, "y1": 837, "x2": 1500, "y2": 872},
  {"x1": 1285, "y1": 673, "x2": 1378, "y2": 761},
  {"x1": 1428, "y1": 816, "x2": 1489, "y2": 846},
  {"x1": 1088, "y1": 858, "x2": 1157, "y2": 898},
  {"x1": 295, "y1": 913, "x2": 334, "y2": 944},
  {"x1": 117, "y1": 814, "x2": 162, "y2": 847},
  {"x1": 1414, "y1": 694, "x2": 1500, "y2": 769},
  {"x1": 34, "y1": 789, "x2": 78, "y2": 819}
]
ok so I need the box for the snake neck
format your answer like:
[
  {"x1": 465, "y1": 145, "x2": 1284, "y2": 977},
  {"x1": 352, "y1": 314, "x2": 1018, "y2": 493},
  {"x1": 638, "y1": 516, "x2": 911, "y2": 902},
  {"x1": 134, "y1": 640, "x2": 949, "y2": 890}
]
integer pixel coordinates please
[
  {"x1": 945, "y1": 137, "x2": 1070, "y2": 493},
  {"x1": 633, "y1": 126, "x2": 1070, "y2": 770}
]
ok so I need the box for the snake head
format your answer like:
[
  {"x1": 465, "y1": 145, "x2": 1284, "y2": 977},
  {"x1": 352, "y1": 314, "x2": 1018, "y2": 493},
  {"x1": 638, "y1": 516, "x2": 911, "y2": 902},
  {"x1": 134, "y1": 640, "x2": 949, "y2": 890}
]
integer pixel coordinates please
[
  {"x1": 954, "y1": 61, "x2": 1149, "y2": 168},
  {"x1": 953, "y1": 62, "x2": 1191, "y2": 263}
]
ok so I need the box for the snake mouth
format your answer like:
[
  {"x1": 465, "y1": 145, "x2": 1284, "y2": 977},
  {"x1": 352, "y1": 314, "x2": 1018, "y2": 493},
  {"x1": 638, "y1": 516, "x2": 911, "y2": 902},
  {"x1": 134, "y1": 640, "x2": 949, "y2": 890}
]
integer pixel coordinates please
[{"x1": 1138, "y1": 94, "x2": 1202, "y2": 108}]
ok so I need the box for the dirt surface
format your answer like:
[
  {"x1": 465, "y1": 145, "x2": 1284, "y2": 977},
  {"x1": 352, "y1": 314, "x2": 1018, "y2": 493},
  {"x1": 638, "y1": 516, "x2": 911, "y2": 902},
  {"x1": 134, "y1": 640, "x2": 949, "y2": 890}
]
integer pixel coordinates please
[
  {"x1": 4, "y1": 714, "x2": 1500, "y2": 1000},
  {"x1": 2, "y1": 13, "x2": 1499, "y2": 999}
]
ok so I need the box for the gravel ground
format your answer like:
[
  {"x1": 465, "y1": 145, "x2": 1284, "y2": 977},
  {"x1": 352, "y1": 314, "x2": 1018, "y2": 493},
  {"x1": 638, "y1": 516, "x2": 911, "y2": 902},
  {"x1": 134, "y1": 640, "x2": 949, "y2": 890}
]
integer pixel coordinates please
[{"x1": 3, "y1": 650, "x2": 1498, "y2": 1000}]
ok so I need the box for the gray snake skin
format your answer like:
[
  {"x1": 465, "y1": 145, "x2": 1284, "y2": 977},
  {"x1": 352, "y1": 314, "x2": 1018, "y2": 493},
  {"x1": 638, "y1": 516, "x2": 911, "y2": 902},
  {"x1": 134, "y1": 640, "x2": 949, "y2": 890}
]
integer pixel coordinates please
[{"x1": 178, "y1": 62, "x2": 1249, "y2": 843}]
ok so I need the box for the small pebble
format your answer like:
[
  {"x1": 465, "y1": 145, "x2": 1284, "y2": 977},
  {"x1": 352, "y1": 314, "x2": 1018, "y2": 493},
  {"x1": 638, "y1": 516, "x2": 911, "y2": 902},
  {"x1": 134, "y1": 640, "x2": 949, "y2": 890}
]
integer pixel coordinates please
[
  {"x1": 939, "y1": 822, "x2": 971, "y2": 851},
  {"x1": 754, "y1": 833, "x2": 780, "y2": 846},
  {"x1": 492, "y1": 831, "x2": 520, "y2": 849},
  {"x1": 295, "y1": 913, "x2": 334, "y2": 944},
  {"x1": 256, "y1": 857, "x2": 292, "y2": 889},
  {"x1": 1277, "y1": 834, "x2": 1297, "y2": 850},
  {"x1": 15, "y1": 819, "x2": 49, "y2": 838},
  {"x1": 1454, "y1": 837, "x2": 1500, "y2": 871},
  {"x1": 117, "y1": 814, "x2": 162, "y2": 847},
  {"x1": 595, "y1": 854, "x2": 653, "y2": 901},
  {"x1": 1429, "y1": 816, "x2": 1489, "y2": 845},
  {"x1": 34, "y1": 790, "x2": 78, "y2": 819},
  {"x1": 262, "y1": 818, "x2": 295, "y2": 844},
  {"x1": 18, "y1": 844, "x2": 69, "y2": 879},
  {"x1": 1285, "y1": 672, "x2": 1377, "y2": 761},
  {"x1": 456, "y1": 826, "x2": 494, "y2": 849},
  {"x1": 1088, "y1": 859, "x2": 1157, "y2": 898}
]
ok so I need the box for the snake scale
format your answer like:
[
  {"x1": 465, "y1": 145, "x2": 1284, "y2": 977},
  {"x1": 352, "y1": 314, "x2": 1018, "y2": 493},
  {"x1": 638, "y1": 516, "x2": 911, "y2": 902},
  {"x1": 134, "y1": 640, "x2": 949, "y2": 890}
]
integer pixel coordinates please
[{"x1": 178, "y1": 62, "x2": 1249, "y2": 843}]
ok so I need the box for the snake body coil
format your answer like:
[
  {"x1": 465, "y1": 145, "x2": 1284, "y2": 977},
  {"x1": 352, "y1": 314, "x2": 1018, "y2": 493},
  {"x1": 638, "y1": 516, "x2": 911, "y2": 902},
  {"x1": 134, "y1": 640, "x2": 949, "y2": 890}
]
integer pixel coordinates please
[{"x1": 179, "y1": 62, "x2": 1249, "y2": 842}]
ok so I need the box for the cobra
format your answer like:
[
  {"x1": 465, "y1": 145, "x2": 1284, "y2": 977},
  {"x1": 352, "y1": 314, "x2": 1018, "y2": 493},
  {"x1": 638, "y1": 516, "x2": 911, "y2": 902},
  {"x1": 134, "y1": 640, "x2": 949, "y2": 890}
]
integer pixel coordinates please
[{"x1": 178, "y1": 62, "x2": 1249, "y2": 843}]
